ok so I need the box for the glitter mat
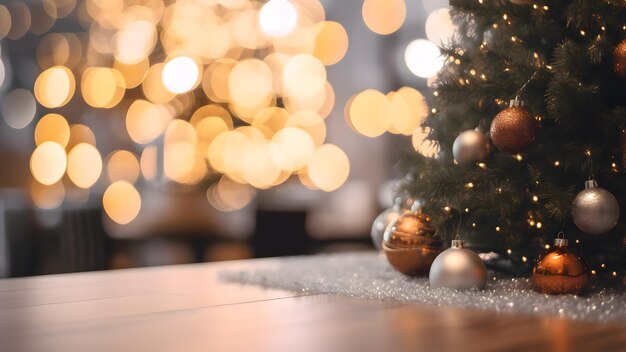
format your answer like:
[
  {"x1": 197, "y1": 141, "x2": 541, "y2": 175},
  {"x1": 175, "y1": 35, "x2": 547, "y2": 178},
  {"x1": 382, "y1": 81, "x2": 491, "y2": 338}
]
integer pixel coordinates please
[{"x1": 220, "y1": 251, "x2": 626, "y2": 323}]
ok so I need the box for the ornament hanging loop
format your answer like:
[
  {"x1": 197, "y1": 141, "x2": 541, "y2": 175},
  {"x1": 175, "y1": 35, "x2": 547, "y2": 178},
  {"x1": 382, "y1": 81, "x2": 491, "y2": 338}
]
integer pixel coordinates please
[
  {"x1": 514, "y1": 70, "x2": 539, "y2": 97},
  {"x1": 509, "y1": 96, "x2": 524, "y2": 107},
  {"x1": 554, "y1": 231, "x2": 568, "y2": 247}
]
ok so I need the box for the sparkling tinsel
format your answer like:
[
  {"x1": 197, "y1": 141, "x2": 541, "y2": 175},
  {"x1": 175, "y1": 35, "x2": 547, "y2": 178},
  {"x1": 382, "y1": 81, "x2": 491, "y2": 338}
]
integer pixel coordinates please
[{"x1": 220, "y1": 252, "x2": 626, "y2": 323}]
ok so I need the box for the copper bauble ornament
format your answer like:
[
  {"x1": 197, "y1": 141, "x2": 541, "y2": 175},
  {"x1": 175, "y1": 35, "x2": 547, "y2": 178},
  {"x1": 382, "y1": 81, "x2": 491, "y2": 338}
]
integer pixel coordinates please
[
  {"x1": 614, "y1": 39, "x2": 626, "y2": 78},
  {"x1": 383, "y1": 202, "x2": 443, "y2": 276},
  {"x1": 371, "y1": 197, "x2": 403, "y2": 250},
  {"x1": 429, "y1": 238, "x2": 487, "y2": 290},
  {"x1": 452, "y1": 129, "x2": 491, "y2": 166},
  {"x1": 531, "y1": 234, "x2": 589, "y2": 295},
  {"x1": 490, "y1": 97, "x2": 537, "y2": 154},
  {"x1": 571, "y1": 180, "x2": 620, "y2": 235}
]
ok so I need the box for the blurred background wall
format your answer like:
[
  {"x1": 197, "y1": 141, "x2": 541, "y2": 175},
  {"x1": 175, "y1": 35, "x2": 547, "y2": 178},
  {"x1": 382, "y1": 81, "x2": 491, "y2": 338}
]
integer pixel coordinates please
[{"x1": 0, "y1": 0, "x2": 447, "y2": 277}]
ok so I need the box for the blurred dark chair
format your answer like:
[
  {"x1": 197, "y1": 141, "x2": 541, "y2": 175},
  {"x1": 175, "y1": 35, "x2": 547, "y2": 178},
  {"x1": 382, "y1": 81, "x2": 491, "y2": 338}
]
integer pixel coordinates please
[
  {"x1": 59, "y1": 206, "x2": 109, "y2": 273},
  {"x1": 251, "y1": 209, "x2": 310, "y2": 257}
]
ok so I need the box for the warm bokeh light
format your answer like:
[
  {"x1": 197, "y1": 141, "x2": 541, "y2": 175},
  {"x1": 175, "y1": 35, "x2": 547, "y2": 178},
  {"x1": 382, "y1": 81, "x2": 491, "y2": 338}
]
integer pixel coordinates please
[
  {"x1": 286, "y1": 110, "x2": 326, "y2": 146},
  {"x1": 67, "y1": 124, "x2": 96, "y2": 150},
  {"x1": 34, "y1": 113, "x2": 70, "y2": 147},
  {"x1": 270, "y1": 127, "x2": 315, "y2": 172},
  {"x1": 231, "y1": 9, "x2": 272, "y2": 50},
  {"x1": 6, "y1": 0, "x2": 360, "y2": 219},
  {"x1": 164, "y1": 120, "x2": 200, "y2": 183},
  {"x1": 201, "y1": 59, "x2": 236, "y2": 103},
  {"x1": 36, "y1": 32, "x2": 82, "y2": 69},
  {"x1": 259, "y1": 0, "x2": 298, "y2": 38},
  {"x1": 0, "y1": 58, "x2": 5, "y2": 88},
  {"x1": 81, "y1": 67, "x2": 126, "y2": 108},
  {"x1": 114, "y1": 59, "x2": 149, "y2": 89},
  {"x1": 34, "y1": 66, "x2": 75, "y2": 108},
  {"x1": 164, "y1": 141, "x2": 198, "y2": 183},
  {"x1": 396, "y1": 87, "x2": 429, "y2": 135},
  {"x1": 126, "y1": 99, "x2": 168, "y2": 144},
  {"x1": 241, "y1": 140, "x2": 282, "y2": 189},
  {"x1": 103, "y1": 181, "x2": 141, "y2": 225},
  {"x1": 348, "y1": 89, "x2": 390, "y2": 137},
  {"x1": 142, "y1": 63, "x2": 175, "y2": 104},
  {"x1": 282, "y1": 54, "x2": 327, "y2": 113},
  {"x1": 2, "y1": 89, "x2": 37, "y2": 129},
  {"x1": 362, "y1": 0, "x2": 406, "y2": 35},
  {"x1": 30, "y1": 141, "x2": 67, "y2": 186},
  {"x1": 307, "y1": 144, "x2": 350, "y2": 192},
  {"x1": 252, "y1": 107, "x2": 289, "y2": 135},
  {"x1": 114, "y1": 20, "x2": 157, "y2": 65},
  {"x1": 66, "y1": 143, "x2": 102, "y2": 189},
  {"x1": 229, "y1": 59, "x2": 274, "y2": 115},
  {"x1": 386, "y1": 92, "x2": 411, "y2": 135},
  {"x1": 162, "y1": 56, "x2": 201, "y2": 94},
  {"x1": 140, "y1": 146, "x2": 158, "y2": 181},
  {"x1": 107, "y1": 150, "x2": 140, "y2": 183},
  {"x1": 5, "y1": 2, "x2": 31, "y2": 40},
  {"x1": 405, "y1": 39, "x2": 444, "y2": 78},
  {"x1": 0, "y1": 5, "x2": 11, "y2": 40},
  {"x1": 30, "y1": 180, "x2": 65, "y2": 210},
  {"x1": 46, "y1": 0, "x2": 77, "y2": 19},
  {"x1": 208, "y1": 130, "x2": 249, "y2": 177},
  {"x1": 313, "y1": 21, "x2": 349, "y2": 66},
  {"x1": 273, "y1": 25, "x2": 316, "y2": 56},
  {"x1": 425, "y1": 8, "x2": 455, "y2": 45}
]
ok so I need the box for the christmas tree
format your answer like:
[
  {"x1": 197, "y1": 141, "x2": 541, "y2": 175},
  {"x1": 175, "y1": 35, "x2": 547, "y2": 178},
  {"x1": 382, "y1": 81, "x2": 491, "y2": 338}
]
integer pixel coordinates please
[{"x1": 402, "y1": 0, "x2": 626, "y2": 280}]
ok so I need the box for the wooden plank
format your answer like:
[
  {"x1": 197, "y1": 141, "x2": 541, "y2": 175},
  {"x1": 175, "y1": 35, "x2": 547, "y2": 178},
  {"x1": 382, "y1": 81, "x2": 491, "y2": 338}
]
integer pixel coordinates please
[{"x1": 0, "y1": 259, "x2": 625, "y2": 352}]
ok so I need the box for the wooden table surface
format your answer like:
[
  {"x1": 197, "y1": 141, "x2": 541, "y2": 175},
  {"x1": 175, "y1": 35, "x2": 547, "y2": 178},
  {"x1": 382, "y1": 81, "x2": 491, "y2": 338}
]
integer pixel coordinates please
[{"x1": 1, "y1": 258, "x2": 625, "y2": 352}]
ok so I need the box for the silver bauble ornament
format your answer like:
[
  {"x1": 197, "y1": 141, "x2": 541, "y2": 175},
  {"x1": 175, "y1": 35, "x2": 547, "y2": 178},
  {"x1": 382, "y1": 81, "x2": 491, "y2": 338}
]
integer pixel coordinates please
[
  {"x1": 452, "y1": 129, "x2": 491, "y2": 165},
  {"x1": 571, "y1": 180, "x2": 620, "y2": 235},
  {"x1": 371, "y1": 197, "x2": 403, "y2": 250},
  {"x1": 429, "y1": 239, "x2": 487, "y2": 290}
]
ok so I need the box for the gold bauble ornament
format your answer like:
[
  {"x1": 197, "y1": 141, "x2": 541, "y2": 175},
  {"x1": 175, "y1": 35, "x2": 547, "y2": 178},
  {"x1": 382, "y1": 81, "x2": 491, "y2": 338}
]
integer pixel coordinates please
[
  {"x1": 614, "y1": 39, "x2": 626, "y2": 78},
  {"x1": 383, "y1": 202, "x2": 443, "y2": 276},
  {"x1": 531, "y1": 234, "x2": 590, "y2": 295},
  {"x1": 490, "y1": 97, "x2": 537, "y2": 154}
]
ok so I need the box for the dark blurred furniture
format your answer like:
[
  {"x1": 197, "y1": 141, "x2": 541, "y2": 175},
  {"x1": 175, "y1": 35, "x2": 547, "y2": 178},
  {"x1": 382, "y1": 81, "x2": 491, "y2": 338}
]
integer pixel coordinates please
[
  {"x1": 0, "y1": 258, "x2": 624, "y2": 351},
  {"x1": 251, "y1": 209, "x2": 310, "y2": 257}
]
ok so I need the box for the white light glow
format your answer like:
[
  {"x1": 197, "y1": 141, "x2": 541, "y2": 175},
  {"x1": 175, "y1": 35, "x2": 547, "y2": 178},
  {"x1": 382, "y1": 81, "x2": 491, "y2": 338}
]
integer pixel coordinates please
[
  {"x1": 425, "y1": 8, "x2": 455, "y2": 45},
  {"x1": 259, "y1": 0, "x2": 298, "y2": 38},
  {"x1": 162, "y1": 56, "x2": 200, "y2": 94},
  {"x1": 404, "y1": 39, "x2": 444, "y2": 78}
]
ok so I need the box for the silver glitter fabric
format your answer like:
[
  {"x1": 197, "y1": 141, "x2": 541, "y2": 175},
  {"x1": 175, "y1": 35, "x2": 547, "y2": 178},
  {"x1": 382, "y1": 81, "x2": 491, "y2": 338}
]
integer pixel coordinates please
[{"x1": 220, "y1": 252, "x2": 626, "y2": 323}]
